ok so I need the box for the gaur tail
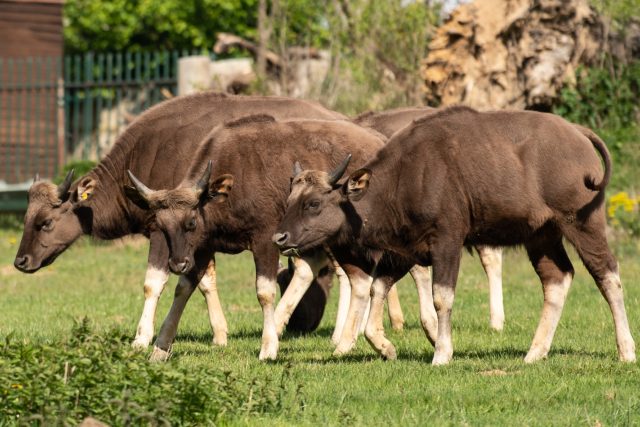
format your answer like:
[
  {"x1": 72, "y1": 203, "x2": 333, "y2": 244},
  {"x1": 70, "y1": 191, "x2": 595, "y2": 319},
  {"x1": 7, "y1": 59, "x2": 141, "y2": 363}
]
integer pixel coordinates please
[{"x1": 575, "y1": 125, "x2": 612, "y2": 191}]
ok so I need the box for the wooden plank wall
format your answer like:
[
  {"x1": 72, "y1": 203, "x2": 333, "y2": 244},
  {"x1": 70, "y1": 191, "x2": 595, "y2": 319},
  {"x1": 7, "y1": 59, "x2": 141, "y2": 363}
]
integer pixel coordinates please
[{"x1": 0, "y1": 0, "x2": 64, "y2": 184}]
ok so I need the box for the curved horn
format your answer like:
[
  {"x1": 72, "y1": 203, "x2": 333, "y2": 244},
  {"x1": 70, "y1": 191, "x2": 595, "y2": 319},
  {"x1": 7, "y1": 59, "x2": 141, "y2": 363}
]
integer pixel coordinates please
[
  {"x1": 194, "y1": 160, "x2": 212, "y2": 198},
  {"x1": 33, "y1": 173, "x2": 40, "y2": 183},
  {"x1": 328, "y1": 154, "x2": 352, "y2": 186},
  {"x1": 57, "y1": 169, "x2": 75, "y2": 200},
  {"x1": 127, "y1": 170, "x2": 154, "y2": 201},
  {"x1": 293, "y1": 161, "x2": 303, "y2": 177}
]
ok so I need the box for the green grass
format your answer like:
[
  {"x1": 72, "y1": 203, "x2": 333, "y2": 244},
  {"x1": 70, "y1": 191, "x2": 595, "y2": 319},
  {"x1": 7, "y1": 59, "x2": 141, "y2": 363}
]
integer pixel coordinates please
[{"x1": 1, "y1": 229, "x2": 640, "y2": 425}]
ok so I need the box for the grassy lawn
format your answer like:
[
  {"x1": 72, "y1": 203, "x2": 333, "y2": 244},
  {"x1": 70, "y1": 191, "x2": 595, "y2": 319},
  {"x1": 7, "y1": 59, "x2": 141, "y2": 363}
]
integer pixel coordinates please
[{"x1": 1, "y1": 228, "x2": 639, "y2": 425}]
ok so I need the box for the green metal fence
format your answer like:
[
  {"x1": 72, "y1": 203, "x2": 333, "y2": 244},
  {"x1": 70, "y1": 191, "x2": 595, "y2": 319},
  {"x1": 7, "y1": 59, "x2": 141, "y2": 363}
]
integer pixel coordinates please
[{"x1": 0, "y1": 49, "x2": 206, "y2": 189}]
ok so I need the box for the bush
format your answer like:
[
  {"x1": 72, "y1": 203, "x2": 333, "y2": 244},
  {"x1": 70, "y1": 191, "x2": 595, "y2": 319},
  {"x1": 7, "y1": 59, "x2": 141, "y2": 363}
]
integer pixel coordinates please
[{"x1": 0, "y1": 318, "x2": 301, "y2": 425}]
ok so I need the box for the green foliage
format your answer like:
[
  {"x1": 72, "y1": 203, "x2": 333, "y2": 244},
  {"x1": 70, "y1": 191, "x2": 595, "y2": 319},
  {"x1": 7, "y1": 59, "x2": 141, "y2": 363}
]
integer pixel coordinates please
[
  {"x1": 553, "y1": 60, "x2": 640, "y2": 134},
  {"x1": 591, "y1": 0, "x2": 640, "y2": 29},
  {"x1": 53, "y1": 160, "x2": 97, "y2": 185},
  {"x1": 64, "y1": 0, "x2": 259, "y2": 53},
  {"x1": 322, "y1": 0, "x2": 440, "y2": 114},
  {"x1": 0, "y1": 318, "x2": 299, "y2": 425}
]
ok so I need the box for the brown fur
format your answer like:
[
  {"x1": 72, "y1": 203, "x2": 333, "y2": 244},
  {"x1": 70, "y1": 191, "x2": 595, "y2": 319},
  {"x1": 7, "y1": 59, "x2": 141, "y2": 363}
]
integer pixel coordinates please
[
  {"x1": 15, "y1": 91, "x2": 345, "y2": 272},
  {"x1": 276, "y1": 106, "x2": 634, "y2": 362}
]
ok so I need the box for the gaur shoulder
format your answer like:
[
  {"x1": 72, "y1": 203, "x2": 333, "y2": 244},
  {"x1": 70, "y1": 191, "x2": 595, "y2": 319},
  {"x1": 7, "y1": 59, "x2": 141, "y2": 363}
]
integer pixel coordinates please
[{"x1": 224, "y1": 114, "x2": 277, "y2": 128}]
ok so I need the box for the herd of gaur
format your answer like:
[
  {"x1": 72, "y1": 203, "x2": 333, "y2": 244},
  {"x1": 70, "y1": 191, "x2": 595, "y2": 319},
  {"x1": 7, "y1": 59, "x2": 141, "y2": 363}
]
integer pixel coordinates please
[{"x1": 14, "y1": 92, "x2": 636, "y2": 365}]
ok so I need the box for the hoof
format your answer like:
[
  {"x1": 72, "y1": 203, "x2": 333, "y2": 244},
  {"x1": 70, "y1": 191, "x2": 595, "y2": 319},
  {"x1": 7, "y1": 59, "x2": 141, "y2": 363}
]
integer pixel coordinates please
[
  {"x1": 258, "y1": 342, "x2": 278, "y2": 361},
  {"x1": 212, "y1": 333, "x2": 228, "y2": 347},
  {"x1": 490, "y1": 318, "x2": 505, "y2": 332},
  {"x1": 333, "y1": 340, "x2": 355, "y2": 357},
  {"x1": 619, "y1": 350, "x2": 636, "y2": 363},
  {"x1": 131, "y1": 338, "x2": 151, "y2": 350},
  {"x1": 381, "y1": 344, "x2": 397, "y2": 361},
  {"x1": 524, "y1": 347, "x2": 548, "y2": 364},
  {"x1": 431, "y1": 349, "x2": 452, "y2": 366},
  {"x1": 149, "y1": 346, "x2": 171, "y2": 362}
]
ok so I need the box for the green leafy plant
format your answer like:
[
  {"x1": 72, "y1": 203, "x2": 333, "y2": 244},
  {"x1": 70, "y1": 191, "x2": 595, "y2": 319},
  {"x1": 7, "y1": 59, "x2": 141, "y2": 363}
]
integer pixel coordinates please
[{"x1": 0, "y1": 318, "x2": 301, "y2": 425}]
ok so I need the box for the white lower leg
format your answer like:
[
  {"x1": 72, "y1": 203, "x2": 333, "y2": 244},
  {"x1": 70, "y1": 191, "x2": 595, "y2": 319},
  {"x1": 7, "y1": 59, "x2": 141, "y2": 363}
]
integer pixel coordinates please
[
  {"x1": 365, "y1": 278, "x2": 397, "y2": 360},
  {"x1": 257, "y1": 275, "x2": 279, "y2": 361},
  {"x1": 477, "y1": 246, "x2": 505, "y2": 331},
  {"x1": 334, "y1": 274, "x2": 373, "y2": 356},
  {"x1": 387, "y1": 284, "x2": 405, "y2": 331},
  {"x1": 133, "y1": 266, "x2": 169, "y2": 349},
  {"x1": 600, "y1": 271, "x2": 636, "y2": 362},
  {"x1": 332, "y1": 265, "x2": 351, "y2": 345},
  {"x1": 432, "y1": 282, "x2": 456, "y2": 366},
  {"x1": 358, "y1": 296, "x2": 371, "y2": 334},
  {"x1": 151, "y1": 275, "x2": 196, "y2": 361},
  {"x1": 274, "y1": 257, "x2": 315, "y2": 336},
  {"x1": 198, "y1": 260, "x2": 228, "y2": 347},
  {"x1": 524, "y1": 272, "x2": 572, "y2": 363},
  {"x1": 411, "y1": 265, "x2": 438, "y2": 347}
]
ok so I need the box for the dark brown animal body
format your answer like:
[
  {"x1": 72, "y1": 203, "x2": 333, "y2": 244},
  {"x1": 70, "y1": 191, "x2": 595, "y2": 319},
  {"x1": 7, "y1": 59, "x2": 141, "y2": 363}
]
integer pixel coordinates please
[
  {"x1": 352, "y1": 105, "x2": 506, "y2": 333},
  {"x1": 275, "y1": 106, "x2": 635, "y2": 365},
  {"x1": 352, "y1": 106, "x2": 435, "y2": 138},
  {"x1": 126, "y1": 116, "x2": 386, "y2": 360},
  {"x1": 14, "y1": 92, "x2": 346, "y2": 350}
]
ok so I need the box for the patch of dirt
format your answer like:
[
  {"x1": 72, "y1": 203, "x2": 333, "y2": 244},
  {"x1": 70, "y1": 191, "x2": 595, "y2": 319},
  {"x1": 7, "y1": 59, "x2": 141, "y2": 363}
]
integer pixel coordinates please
[{"x1": 479, "y1": 369, "x2": 508, "y2": 376}]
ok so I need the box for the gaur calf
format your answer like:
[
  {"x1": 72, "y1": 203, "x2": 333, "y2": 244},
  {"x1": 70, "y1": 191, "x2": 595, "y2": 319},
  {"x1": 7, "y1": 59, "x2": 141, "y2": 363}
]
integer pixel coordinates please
[
  {"x1": 13, "y1": 92, "x2": 345, "y2": 350},
  {"x1": 353, "y1": 106, "x2": 505, "y2": 331},
  {"x1": 125, "y1": 116, "x2": 391, "y2": 360},
  {"x1": 274, "y1": 106, "x2": 636, "y2": 365}
]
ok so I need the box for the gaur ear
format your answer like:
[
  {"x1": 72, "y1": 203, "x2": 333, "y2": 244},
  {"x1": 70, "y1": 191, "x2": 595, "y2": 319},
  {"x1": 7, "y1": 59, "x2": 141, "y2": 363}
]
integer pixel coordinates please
[
  {"x1": 124, "y1": 185, "x2": 150, "y2": 210},
  {"x1": 75, "y1": 177, "x2": 95, "y2": 204},
  {"x1": 208, "y1": 174, "x2": 234, "y2": 204},
  {"x1": 343, "y1": 168, "x2": 371, "y2": 201}
]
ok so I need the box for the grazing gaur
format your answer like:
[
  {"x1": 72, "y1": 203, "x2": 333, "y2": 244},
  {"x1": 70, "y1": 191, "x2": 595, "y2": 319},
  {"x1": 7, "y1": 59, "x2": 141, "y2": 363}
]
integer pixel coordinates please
[
  {"x1": 353, "y1": 105, "x2": 505, "y2": 331},
  {"x1": 125, "y1": 116, "x2": 387, "y2": 360},
  {"x1": 13, "y1": 92, "x2": 346, "y2": 350},
  {"x1": 274, "y1": 106, "x2": 636, "y2": 365}
]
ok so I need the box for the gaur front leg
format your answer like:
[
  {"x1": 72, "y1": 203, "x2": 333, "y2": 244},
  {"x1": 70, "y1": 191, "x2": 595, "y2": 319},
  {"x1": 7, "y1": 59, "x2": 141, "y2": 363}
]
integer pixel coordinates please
[
  {"x1": 430, "y1": 240, "x2": 463, "y2": 366},
  {"x1": 409, "y1": 265, "x2": 438, "y2": 346},
  {"x1": 274, "y1": 249, "x2": 328, "y2": 336},
  {"x1": 253, "y1": 241, "x2": 281, "y2": 360},
  {"x1": 476, "y1": 245, "x2": 504, "y2": 331},
  {"x1": 150, "y1": 249, "x2": 212, "y2": 362},
  {"x1": 132, "y1": 230, "x2": 170, "y2": 349},
  {"x1": 331, "y1": 261, "x2": 352, "y2": 345},
  {"x1": 198, "y1": 255, "x2": 228, "y2": 346},
  {"x1": 334, "y1": 264, "x2": 373, "y2": 356}
]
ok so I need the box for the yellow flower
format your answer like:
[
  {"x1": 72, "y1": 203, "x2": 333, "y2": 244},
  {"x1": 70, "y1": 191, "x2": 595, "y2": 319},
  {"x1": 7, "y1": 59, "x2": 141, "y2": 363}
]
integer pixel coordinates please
[{"x1": 8, "y1": 237, "x2": 16, "y2": 245}]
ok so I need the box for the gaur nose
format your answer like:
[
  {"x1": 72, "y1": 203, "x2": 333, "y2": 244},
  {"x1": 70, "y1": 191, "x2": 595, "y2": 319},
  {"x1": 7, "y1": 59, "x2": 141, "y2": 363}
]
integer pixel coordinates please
[
  {"x1": 272, "y1": 232, "x2": 290, "y2": 248},
  {"x1": 170, "y1": 258, "x2": 191, "y2": 274},
  {"x1": 14, "y1": 255, "x2": 31, "y2": 270}
]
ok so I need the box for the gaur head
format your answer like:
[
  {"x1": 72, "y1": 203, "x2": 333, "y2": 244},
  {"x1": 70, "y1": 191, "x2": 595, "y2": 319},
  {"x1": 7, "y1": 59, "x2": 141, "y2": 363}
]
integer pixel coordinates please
[
  {"x1": 125, "y1": 161, "x2": 233, "y2": 274},
  {"x1": 14, "y1": 170, "x2": 94, "y2": 272},
  {"x1": 273, "y1": 154, "x2": 371, "y2": 255}
]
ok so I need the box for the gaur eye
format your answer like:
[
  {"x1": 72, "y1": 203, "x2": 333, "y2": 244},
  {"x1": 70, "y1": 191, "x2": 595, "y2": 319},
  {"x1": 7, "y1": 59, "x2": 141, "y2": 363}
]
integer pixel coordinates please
[
  {"x1": 305, "y1": 200, "x2": 321, "y2": 211},
  {"x1": 41, "y1": 218, "x2": 53, "y2": 231},
  {"x1": 185, "y1": 217, "x2": 197, "y2": 231}
]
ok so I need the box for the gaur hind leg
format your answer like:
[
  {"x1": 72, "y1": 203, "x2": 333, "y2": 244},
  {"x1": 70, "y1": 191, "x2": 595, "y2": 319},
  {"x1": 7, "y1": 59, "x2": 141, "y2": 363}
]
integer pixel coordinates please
[
  {"x1": 150, "y1": 249, "x2": 213, "y2": 362},
  {"x1": 523, "y1": 228, "x2": 574, "y2": 363},
  {"x1": 475, "y1": 246, "x2": 505, "y2": 331},
  {"x1": 386, "y1": 284, "x2": 404, "y2": 331},
  {"x1": 561, "y1": 211, "x2": 635, "y2": 362},
  {"x1": 132, "y1": 230, "x2": 170, "y2": 349}
]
